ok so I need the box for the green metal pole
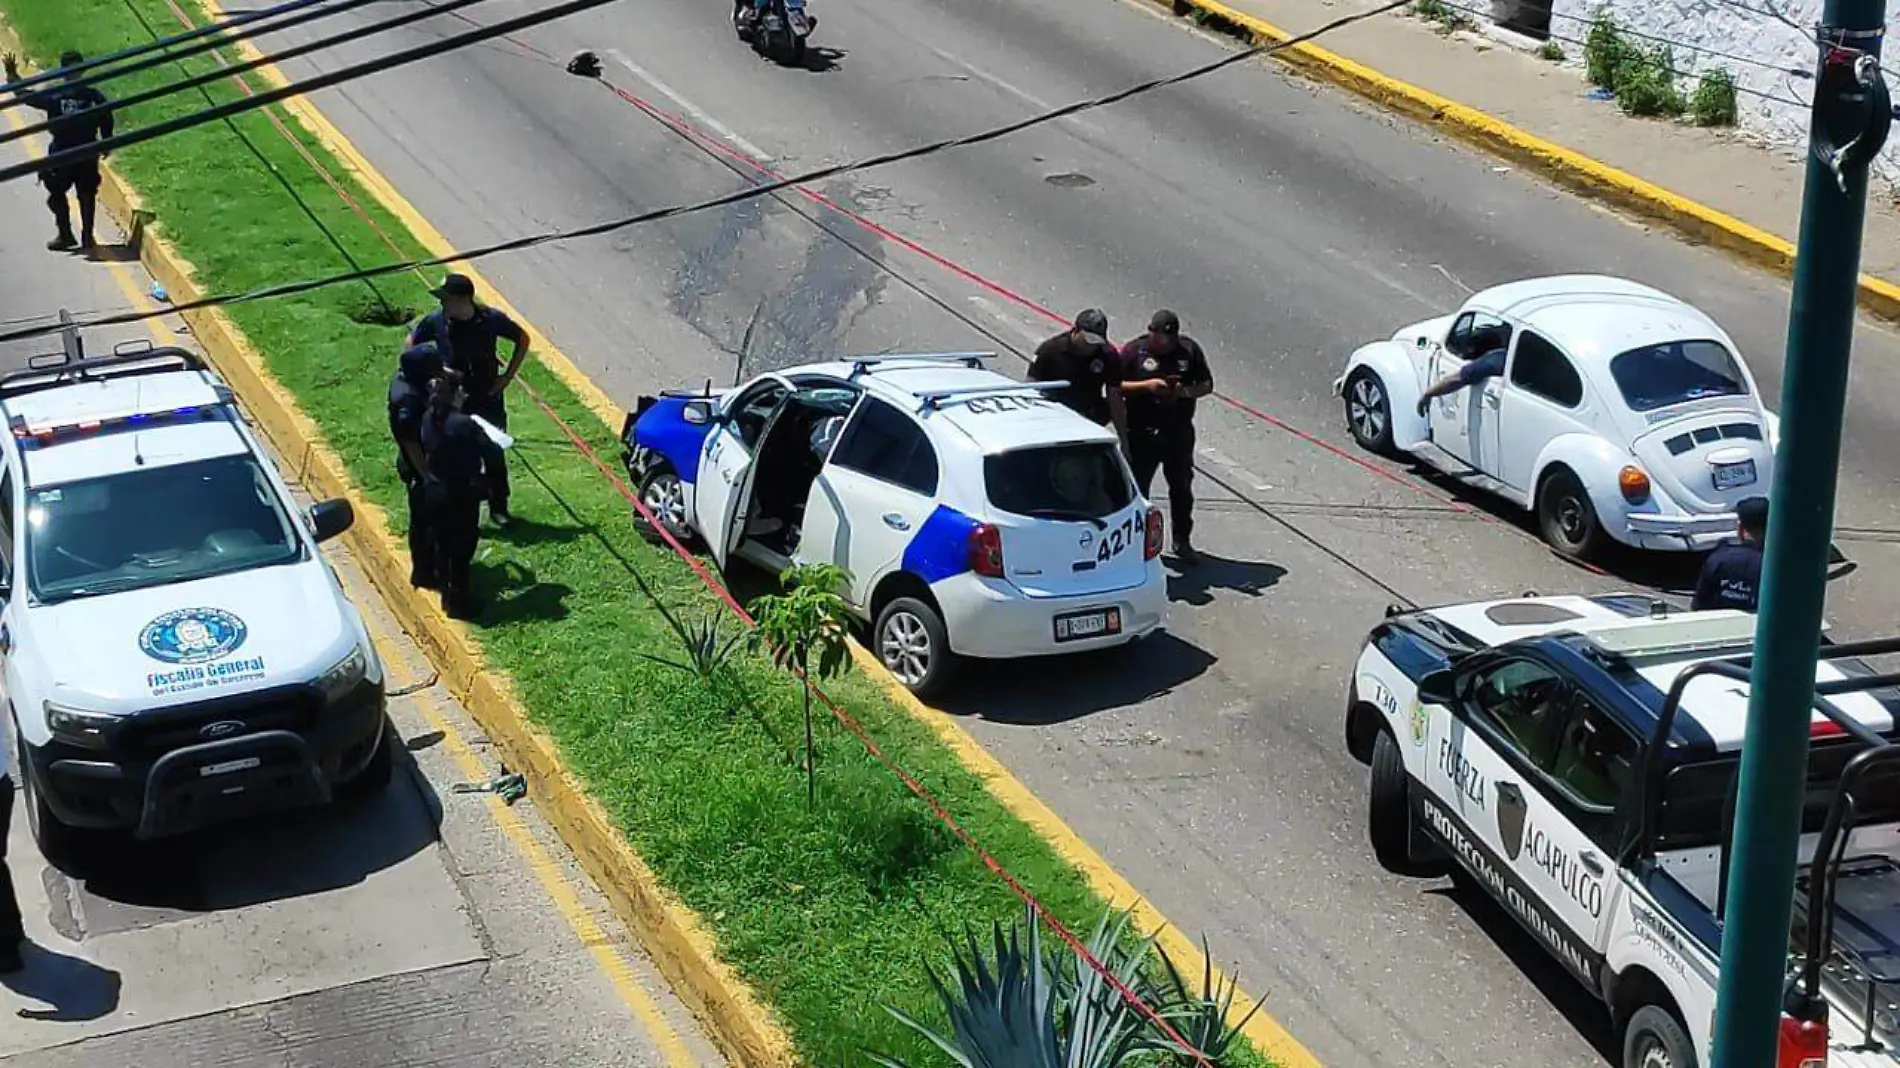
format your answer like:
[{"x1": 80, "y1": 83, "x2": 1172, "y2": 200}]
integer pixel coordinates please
[{"x1": 1709, "y1": 6, "x2": 1886, "y2": 1066}]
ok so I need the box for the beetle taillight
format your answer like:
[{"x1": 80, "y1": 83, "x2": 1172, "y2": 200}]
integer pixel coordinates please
[
  {"x1": 1619, "y1": 465, "x2": 1651, "y2": 503},
  {"x1": 1143, "y1": 507, "x2": 1163, "y2": 560},
  {"x1": 969, "y1": 523, "x2": 1004, "y2": 578},
  {"x1": 1778, "y1": 1014, "x2": 1827, "y2": 1068}
]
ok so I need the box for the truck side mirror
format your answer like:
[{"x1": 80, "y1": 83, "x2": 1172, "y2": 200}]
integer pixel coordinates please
[
  {"x1": 309, "y1": 498, "x2": 355, "y2": 543},
  {"x1": 1417, "y1": 669, "x2": 1457, "y2": 705}
]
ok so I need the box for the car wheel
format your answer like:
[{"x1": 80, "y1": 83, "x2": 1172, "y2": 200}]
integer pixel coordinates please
[
  {"x1": 340, "y1": 720, "x2": 396, "y2": 800},
  {"x1": 1538, "y1": 469, "x2": 1608, "y2": 561},
  {"x1": 874, "y1": 597, "x2": 957, "y2": 699},
  {"x1": 1624, "y1": 1005, "x2": 1697, "y2": 1068},
  {"x1": 21, "y1": 756, "x2": 104, "y2": 876},
  {"x1": 1369, "y1": 728, "x2": 1444, "y2": 876},
  {"x1": 1345, "y1": 369, "x2": 1398, "y2": 456},
  {"x1": 636, "y1": 466, "x2": 694, "y2": 547}
]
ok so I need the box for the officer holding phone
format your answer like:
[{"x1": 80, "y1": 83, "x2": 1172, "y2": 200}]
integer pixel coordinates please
[{"x1": 1120, "y1": 310, "x2": 1214, "y2": 565}]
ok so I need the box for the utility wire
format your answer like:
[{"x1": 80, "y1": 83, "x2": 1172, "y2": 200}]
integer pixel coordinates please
[
  {"x1": 118, "y1": 0, "x2": 401, "y2": 321},
  {"x1": 0, "y1": 0, "x2": 621, "y2": 185},
  {"x1": 0, "y1": 0, "x2": 370, "y2": 103},
  {"x1": 3, "y1": 0, "x2": 501, "y2": 148},
  {"x1": 0, "y1": 0, "x2": 1413, "y2": 342}
]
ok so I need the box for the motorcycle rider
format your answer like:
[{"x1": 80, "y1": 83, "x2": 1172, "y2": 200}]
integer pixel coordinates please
[{"x1": 733, "y1": 0, "x2": 814, "y2": 35}]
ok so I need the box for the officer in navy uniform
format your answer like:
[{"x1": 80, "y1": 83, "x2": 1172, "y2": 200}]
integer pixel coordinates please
[
  {"x1": 407, "y1": 274, "x2": 530, "y2": 527},
  {"x1": 1, "y1": 742, "x2": 25, "y2": 973},
  {"x1": 3, "y1": 49, "x2": 115, "y2": 251},
  {"x1": 1693, "y1": 496, "x2": 1769, "y2": 612},
  {"x1": 389, "y1": 342, "x2": 444, "y2": 589},
  {"x1": 422, "y1": 369, "x2": 491, "y2": 620},
  {"x1": 1028, "y1": 309, "x2": 1127, "y2": 442},
  {"x1": 1120, "y1": 310, "x2": 1214, "y2": 565}
]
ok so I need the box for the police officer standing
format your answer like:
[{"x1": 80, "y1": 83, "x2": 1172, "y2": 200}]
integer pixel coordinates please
[
  {"x1": 422, "y1": 369, "x2": 490, "y2": 620},
  {"x1": 1120, "y1": 310, "x2": 1214, "y2": 565},
  {"x1": 390, "y1": 342, "x2": 444, "y2": 589},
  {"x1": 1028, "y1": 309, "x2": 1127, "y2": 443},
  {"x1": 1692, "y1": 496, "x2": 1769, "y2": 612},
  {"x1": 3, "y1": 49, "x2": 115, "y2": 252},
  {"x1": 1, "y1": 749, "x2": 26, "y2": 973},
  {"x1": 408, "y1": 274, "x2": 530, "y2": 527}
]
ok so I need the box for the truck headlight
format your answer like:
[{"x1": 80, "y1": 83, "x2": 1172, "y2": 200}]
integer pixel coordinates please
[
  {"x1": 317, "y1": 646, "x2": 369, "y2": 702},
  {"x1": 44, "y1": 701, "x2": 115, "y2": 750}
]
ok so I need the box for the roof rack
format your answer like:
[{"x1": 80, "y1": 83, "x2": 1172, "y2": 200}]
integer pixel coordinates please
[
  {"x1": 0, "y1": 344, "x2": 208, "y2": 402},
  {"x1": 844, "y1": 351, "x2": 994, "y2": 381},
  {"x1": 1576, "y1": 611, "x2": 1762, "y2": 659},
  {"x1": 915, "y1": 380, "x2": 1068, "y2": 412}
]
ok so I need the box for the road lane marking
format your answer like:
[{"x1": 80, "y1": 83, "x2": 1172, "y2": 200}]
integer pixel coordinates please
[
  {"x1": 606, "y1": 49, "x2": 775, "y2": 163},
  {"x1": 916, "y1": 43, "x2": 1107, "y2": 136}
]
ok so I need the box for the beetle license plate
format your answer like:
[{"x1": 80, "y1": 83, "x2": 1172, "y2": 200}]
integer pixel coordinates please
[
  {"x1": 1054, "y1": 609, "x2": 1122, "y2": 642},
  {"x1": 1713, "y1": 460, "x2": 1758, "y2": 491},
  {"x1": 200, "y1": 757, "x2": 261, "y2": 778}
]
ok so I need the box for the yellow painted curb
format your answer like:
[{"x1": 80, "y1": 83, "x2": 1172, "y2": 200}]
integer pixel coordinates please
[{"x1": 1147, "y1": 0, "x2": 1900, "y2": 325}]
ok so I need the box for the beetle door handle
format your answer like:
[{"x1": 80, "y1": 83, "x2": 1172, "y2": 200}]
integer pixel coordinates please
[
  {"x1": 1580, "y1": 851, "x2": 1604, "y2": 876},
  {"x1": 882, "y1": 513, "x2": 910, "y2": 531}
]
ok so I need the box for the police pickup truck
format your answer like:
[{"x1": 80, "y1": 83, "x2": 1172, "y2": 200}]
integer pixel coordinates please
[
  {"x1": 1347, "y1": 593, "x2": 1900, "y2": 1068},
  {"x1": 620, "y1": 352, "x2": 1169, "y2": 697},
  {"x1": 1, "y1": 346, "x2": 390, "y2": 866}
]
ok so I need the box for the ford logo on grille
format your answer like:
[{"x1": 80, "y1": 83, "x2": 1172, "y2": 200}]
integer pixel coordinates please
[{"x1": 201, "y1": 720, "x2": 246, "y2": 740}]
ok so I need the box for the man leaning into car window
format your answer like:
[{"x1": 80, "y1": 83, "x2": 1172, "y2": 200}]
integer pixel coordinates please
[{"x1": 1415, "y1": 327, "x2": 1508, "y2": 418}]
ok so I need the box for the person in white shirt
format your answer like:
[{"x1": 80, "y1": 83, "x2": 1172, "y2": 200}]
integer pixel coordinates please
[{"x1": 1, "y1": 748, "x2": 23, "y2": 972}]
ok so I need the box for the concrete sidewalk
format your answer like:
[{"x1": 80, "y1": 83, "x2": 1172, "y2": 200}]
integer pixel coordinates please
[{"x1": 1179, "y1": 0, "x2": 1900, "y2": 283}]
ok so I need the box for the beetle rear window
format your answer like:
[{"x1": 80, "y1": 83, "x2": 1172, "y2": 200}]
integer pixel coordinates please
[
  {"x1": 1609, "y1": 340, "x2": 1748, "y2": 413},
  {"x1": 985, "y1": 444, "x2": 1132, "y2": 522}
]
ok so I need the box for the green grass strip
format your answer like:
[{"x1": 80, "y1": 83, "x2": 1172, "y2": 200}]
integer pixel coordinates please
[{"x1": 0, "y1": 4, "x2": 1274, "y2": 1064}]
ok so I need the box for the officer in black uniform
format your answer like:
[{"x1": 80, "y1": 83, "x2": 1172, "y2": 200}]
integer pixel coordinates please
[
  {"x1": 390, "y1": 342, "x2": 444, "y2": 589},
  {"x1": 1120, "y1": 310, "x2": 1214, "y2": 565},
  {"x1": 421, "y1": 369, "x2": 491, "y2": 620},
  {"x1": 1, "y1": 742, "x2": 25, "y2": 974},
  {"x1": 1693, "y1": 496, "x2": 1769, "y2": 612},
  {"x1": 407, "y1": 274, "x2": 530, "y2": 527},
  {"x1": 3, "y1": 49, "x2": 115, "y2": 251},
  {"x1": 1028, "y1": 308, "x2": 1127, "y2": 442}
]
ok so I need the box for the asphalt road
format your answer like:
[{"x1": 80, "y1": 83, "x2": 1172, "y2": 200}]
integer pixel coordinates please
[
  {"x1": 180, "y1": 0, "x2": 1900, "y2": 1064},
  {"x1": 0, "y1": 171, "x2": 723, "y2": 1066}
]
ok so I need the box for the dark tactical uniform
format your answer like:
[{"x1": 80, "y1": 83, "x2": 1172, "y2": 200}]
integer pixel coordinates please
[
  {"x1": 422, "y1": 401, "x2": 490, "y2": 619},
  {"x1": 1029, "y1": 331, "x2": 1123, "y2": 426},
  {"x1": 1121, "y1": 328, "x2": 1213, "y2": 547},
  {"x1": 9, "y1": 51, "x2": 114, "y2": 248},
  {"x1": 389, "y1": 343, "x2": 443, "y2": 587},
  {"x1": 409, "y1": 305, "x2": 526, "y2": 517}
]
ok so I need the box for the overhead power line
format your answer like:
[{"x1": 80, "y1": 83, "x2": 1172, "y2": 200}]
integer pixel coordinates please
[
  {"x1": 0, "y1": 0, "x2": 1412, "y2": 343},
  {"x1": 0, "y1": 0, "x2": 366, "y2": 103},
  {"x1": 2, "y1": 0, "x2": 500, "y2": 149},
  {"x1": 0, "y1": 0, "x2": 620, "y2": 185}
]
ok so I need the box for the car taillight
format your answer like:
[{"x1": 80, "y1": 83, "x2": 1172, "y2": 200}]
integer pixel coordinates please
[
  {"x1": 969, "y1": 523, "x2": 1004, "y2": 578},
  {"x1": 1143, "y1": 507, "x2": 1164, "y2": 560},
  {"x1": 1778, "y1": 1014, "x2": 1827, "y2": 1068},
  {"x1": 1619, "y1": 465, "x2": 1651, "y2": 502}
]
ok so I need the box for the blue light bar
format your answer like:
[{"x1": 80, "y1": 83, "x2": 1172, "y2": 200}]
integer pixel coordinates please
[{"x1": 10, "y1": 400, "x2": 228, "y2": 447}]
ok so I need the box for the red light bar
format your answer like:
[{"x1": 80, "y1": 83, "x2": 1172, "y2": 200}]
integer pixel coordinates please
[{"x1": 1812, "y1": 718, "x2": 1848, "y2": 738}]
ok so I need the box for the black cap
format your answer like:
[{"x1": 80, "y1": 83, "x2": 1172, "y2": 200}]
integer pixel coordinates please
[
  {"x1": 430, "y1": 273, "x2": 476, "y2": 300},
  {"x1": 399, "y1": 341, "x2": 443, "y2": 384},
  {"x1": 58, "y1": 50, "x2": 84, "y2": 69},
  {"x1": 1737, "y1": 496, "x2": 1769, "y2": 535},
  {"x1": 1148, "y1": 309, "x2": 1180, "y2": 335},
  {"x1": 1073, "y1": 308, "x2": 1108, "y2": 345}
]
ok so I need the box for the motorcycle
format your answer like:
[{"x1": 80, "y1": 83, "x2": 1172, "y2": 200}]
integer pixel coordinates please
[{"x1": 733, "y1": 0, "x2": 815, "y2": 65}]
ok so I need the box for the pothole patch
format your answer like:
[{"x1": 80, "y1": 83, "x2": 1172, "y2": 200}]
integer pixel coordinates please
[{"x1": 1043, "y1": 171, "x2": 1096, "y2": 188}]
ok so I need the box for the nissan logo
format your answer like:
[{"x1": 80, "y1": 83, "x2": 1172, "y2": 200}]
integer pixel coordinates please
[
  {"x1": 1078, "y1": 530, "x2": 1095, "y2": 549},
  {"x1": 201, "y1": 720, "x2": 246, "y2": 740}
]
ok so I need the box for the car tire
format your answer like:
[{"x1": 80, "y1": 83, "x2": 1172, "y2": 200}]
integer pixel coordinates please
[
  {"x1": 1369, "y1": 728, "x2": 1444, "y2": 876},
  {"x1": 636, "y1": 466, "x2": 694, "y2": 548},
  {"x1": 1538, "y1": 468, "x2": 1609, "y2": 561},
  {"x1": 1344, "y1": 369, "x2": 1399, "y2": 456},
  {"x1": 1624, "y1": 1004, "x2": 1697, "y2": 1068},
  {"x1": 340, "y1": 720, "x2": 396, "y2": 800},
  {"x1": 874, "y1": 597, "x2": 957, "y2": 700},
  {"x1": 21, "y1": 756, "x2": 104, "y2": 876}
]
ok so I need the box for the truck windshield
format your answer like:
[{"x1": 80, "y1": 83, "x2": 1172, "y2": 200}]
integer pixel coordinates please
[
  {"x1": 1608, "y1": 339, "x2": 1749, "y2": 413},
  {"x1": 25, "y1": 454, "x2": 302, "y2": 604}
]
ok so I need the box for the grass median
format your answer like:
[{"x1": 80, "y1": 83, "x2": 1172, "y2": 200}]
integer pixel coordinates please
[{"x1": 1, "y1": 3, "x2": 1276, "y2": 1063}]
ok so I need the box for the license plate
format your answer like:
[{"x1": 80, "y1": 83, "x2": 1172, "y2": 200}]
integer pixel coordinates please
[
  {"x1": 1713, "y1": 460, "x2": 1758, "y2": 491},
  {"x1": 1054, "y1": 609, "x2": 1122, "y2": 642},
  {"x1": 200, "y1": 757, "x2": 261, "y2": 778}
]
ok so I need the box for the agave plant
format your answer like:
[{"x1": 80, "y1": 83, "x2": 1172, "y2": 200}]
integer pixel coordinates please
[
  {"x1": 639, "y1": 602, "x2": 747, "y2": 685},
  {"x1": 869, "y1": 904, "x2": 1246, "y2": 1068}
]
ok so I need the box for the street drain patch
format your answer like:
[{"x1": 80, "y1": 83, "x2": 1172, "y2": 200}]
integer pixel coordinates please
[{"x1": 1043, "y1": 172, "x2": 1096, "y2": 188}]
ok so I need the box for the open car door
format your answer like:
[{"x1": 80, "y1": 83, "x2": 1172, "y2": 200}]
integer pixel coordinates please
[{"x1": 707, "y1": 392, "x2": 803, "y2": 569}]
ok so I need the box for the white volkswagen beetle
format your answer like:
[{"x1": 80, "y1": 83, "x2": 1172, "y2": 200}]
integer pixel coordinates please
[{"x1": 1333, "y1": 275, "x2": 1782, "y2": 560}]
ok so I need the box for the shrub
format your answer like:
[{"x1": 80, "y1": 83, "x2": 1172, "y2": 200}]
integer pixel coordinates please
[
  {"x1": 1615, "y1": 44, "x2": 1687, "y2": 117},
  {"x1": 1539, "y1": 40, "x2": 1566, "y2": 61},
  {"x1": 1410, "y1": 0, "x2": 1473, "y2": 33},
  {"x1": 1584, "y1": 12, "x2": 1630, "y2": 88},
  {"x1": 1692, "y1": 67, "x2": 1740, "y2": 126}
]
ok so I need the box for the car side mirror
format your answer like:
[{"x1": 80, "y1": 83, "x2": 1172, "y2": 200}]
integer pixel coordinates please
[
  {"x1": 309, "y1": 498, "x2": 355, "y2": 544},
  {"x1": 682, "y1": 401, "x2": 718, "y2": 426},
  {"x1": 1417, "y1": 669, "x2": 1457, "y2": 705}
]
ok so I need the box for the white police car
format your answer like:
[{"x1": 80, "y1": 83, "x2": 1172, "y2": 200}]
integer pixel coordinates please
[
  {"x1": 621, "y1": 352, "x2": 1169, "y2": 697},
  {"x1": 1347, "y1": 593, "x2": 1900, "y2": 1067},
  {"x1": 0, "y1": 346, "x2": 390, "y2": 867}
]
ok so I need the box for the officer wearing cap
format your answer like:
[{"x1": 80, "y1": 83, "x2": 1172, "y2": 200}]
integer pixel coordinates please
[
  {"x1": 1120, "y1": 310, "x2": 1214, "y2": 565},
  {"x1": 1693, "y1": 496, "x2": 1769, "y2": 612},
  {"x1": 1029, "y1": 309, "x2": 1126, "y2": 442},
  {"x1": 391, "y1": 342, "x2": 444, "y2": 589},
  {"x1": 3, "y1": 48, "x2": 115, "y2": 252},
  {"x1": 407, "y1": 273, "x2": 530, "y2": 527}
]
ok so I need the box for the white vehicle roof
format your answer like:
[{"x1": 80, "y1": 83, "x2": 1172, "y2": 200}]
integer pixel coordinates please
[
  {"x1": 1408, "y1": 594, "x2": 1889, "y2": 752},
  {"x1": 1, "y1": 368, "x2": 245, "y2": 487},
  {"x1": 790, "y1": 357, "x2": 1118, "y2": 454},
  {"x1": 1463, "y1": 274, "x2": 1739, "y2": 366}
]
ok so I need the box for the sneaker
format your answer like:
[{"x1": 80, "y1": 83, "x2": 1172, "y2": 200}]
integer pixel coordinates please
[{"x1": 46, "y1": 234, "x2": 77, "y2": 252}]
